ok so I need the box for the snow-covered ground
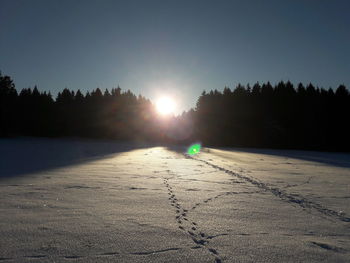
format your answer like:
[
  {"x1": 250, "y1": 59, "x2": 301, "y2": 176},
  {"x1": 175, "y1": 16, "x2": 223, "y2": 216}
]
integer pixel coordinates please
[{"x1": 0, "y1": 138, "x2": 349, "y2": 262}]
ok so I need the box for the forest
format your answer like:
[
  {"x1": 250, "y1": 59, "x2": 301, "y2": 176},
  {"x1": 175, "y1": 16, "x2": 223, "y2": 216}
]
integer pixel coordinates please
[{"x1": 1, "y1": 72, "x2": 349, "y2": 151}]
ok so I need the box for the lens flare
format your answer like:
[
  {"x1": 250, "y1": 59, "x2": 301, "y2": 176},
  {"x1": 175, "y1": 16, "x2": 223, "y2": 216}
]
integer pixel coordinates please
[{"x1": 187, "y1": 144, "x2": 201, "y2": 155}]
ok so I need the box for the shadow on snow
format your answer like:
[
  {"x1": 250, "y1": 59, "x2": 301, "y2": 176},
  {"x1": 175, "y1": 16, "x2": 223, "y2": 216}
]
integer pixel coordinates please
[{"x1": 0, "y1": 137, "x2": 153, "y2": 178}]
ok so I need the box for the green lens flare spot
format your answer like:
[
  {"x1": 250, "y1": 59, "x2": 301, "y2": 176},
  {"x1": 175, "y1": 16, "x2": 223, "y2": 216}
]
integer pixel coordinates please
[{"x1": 187, "y1": 144, "x2": 201, "y2": 155}]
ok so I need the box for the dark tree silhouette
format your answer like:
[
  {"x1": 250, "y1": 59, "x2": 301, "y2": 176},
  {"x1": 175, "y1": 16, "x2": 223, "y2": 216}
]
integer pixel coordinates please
[
  {"x1": 0, "y1": 72, "x2": 18, "y2": 136},
  {"x1": 0, "y1": 72, "x2": 349, "y2": 151},
  {"x1": 193, "y1": 81, "x2": 350, "y2": 151}
]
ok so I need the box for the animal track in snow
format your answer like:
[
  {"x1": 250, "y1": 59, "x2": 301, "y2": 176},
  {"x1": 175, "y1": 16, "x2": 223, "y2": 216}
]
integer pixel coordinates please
[
  {"x1": 189, "y1": 155, "x2": 350, "y2": 223},
  {"x1": 162, "y1": 177, "x2": 224, "y2": 262}
]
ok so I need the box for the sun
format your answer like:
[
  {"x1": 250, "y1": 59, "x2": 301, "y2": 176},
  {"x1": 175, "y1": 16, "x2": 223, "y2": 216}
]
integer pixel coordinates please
[{"x1": 156, "y1": 97, "x2": 176, "y2": 115}]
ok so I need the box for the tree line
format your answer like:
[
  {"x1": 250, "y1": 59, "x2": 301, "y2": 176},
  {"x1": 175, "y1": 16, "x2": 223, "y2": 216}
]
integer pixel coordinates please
[
  {"x1": 1, "y1": 72, "x2": 349, "y2": 151},
  {"x1": 0, "y1": 72, "x2": 165, "y2": 142},
  {"x1": 194, "y1": 81, "x2": 350, "y2": 151}
]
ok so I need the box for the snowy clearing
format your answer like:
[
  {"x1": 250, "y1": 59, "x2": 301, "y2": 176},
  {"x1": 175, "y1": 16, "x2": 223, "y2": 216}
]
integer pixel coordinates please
[{"x1": 0, "y1": 138, "x2": 349, "y2": 262}]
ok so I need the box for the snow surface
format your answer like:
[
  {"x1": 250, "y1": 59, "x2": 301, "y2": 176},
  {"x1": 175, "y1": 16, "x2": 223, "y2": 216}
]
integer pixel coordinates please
[{"x1": 0, "y1": 138, "x2": 349, "y2": 262}]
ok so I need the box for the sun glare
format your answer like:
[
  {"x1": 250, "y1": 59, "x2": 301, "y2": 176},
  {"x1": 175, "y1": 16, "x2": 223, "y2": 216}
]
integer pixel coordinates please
[{"x1": 156, "y1": 97, "x2": 176, "y2": 115}]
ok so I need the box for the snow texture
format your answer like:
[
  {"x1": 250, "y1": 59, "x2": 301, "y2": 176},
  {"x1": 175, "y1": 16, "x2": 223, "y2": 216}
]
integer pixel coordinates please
[{"x1": 0, "y1": 138, "x2": 349, "y2": 262}]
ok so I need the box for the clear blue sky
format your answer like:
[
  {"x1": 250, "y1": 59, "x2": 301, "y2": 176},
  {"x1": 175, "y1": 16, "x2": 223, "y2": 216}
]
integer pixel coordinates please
[{"x1": 1, "y1": 0, "x2": 349, "y2": 113}]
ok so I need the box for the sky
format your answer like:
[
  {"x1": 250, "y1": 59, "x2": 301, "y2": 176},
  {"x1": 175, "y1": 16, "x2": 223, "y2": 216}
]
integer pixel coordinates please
[{"x1": 0, "y1": 0, "x2": 349, "y2": 113}]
